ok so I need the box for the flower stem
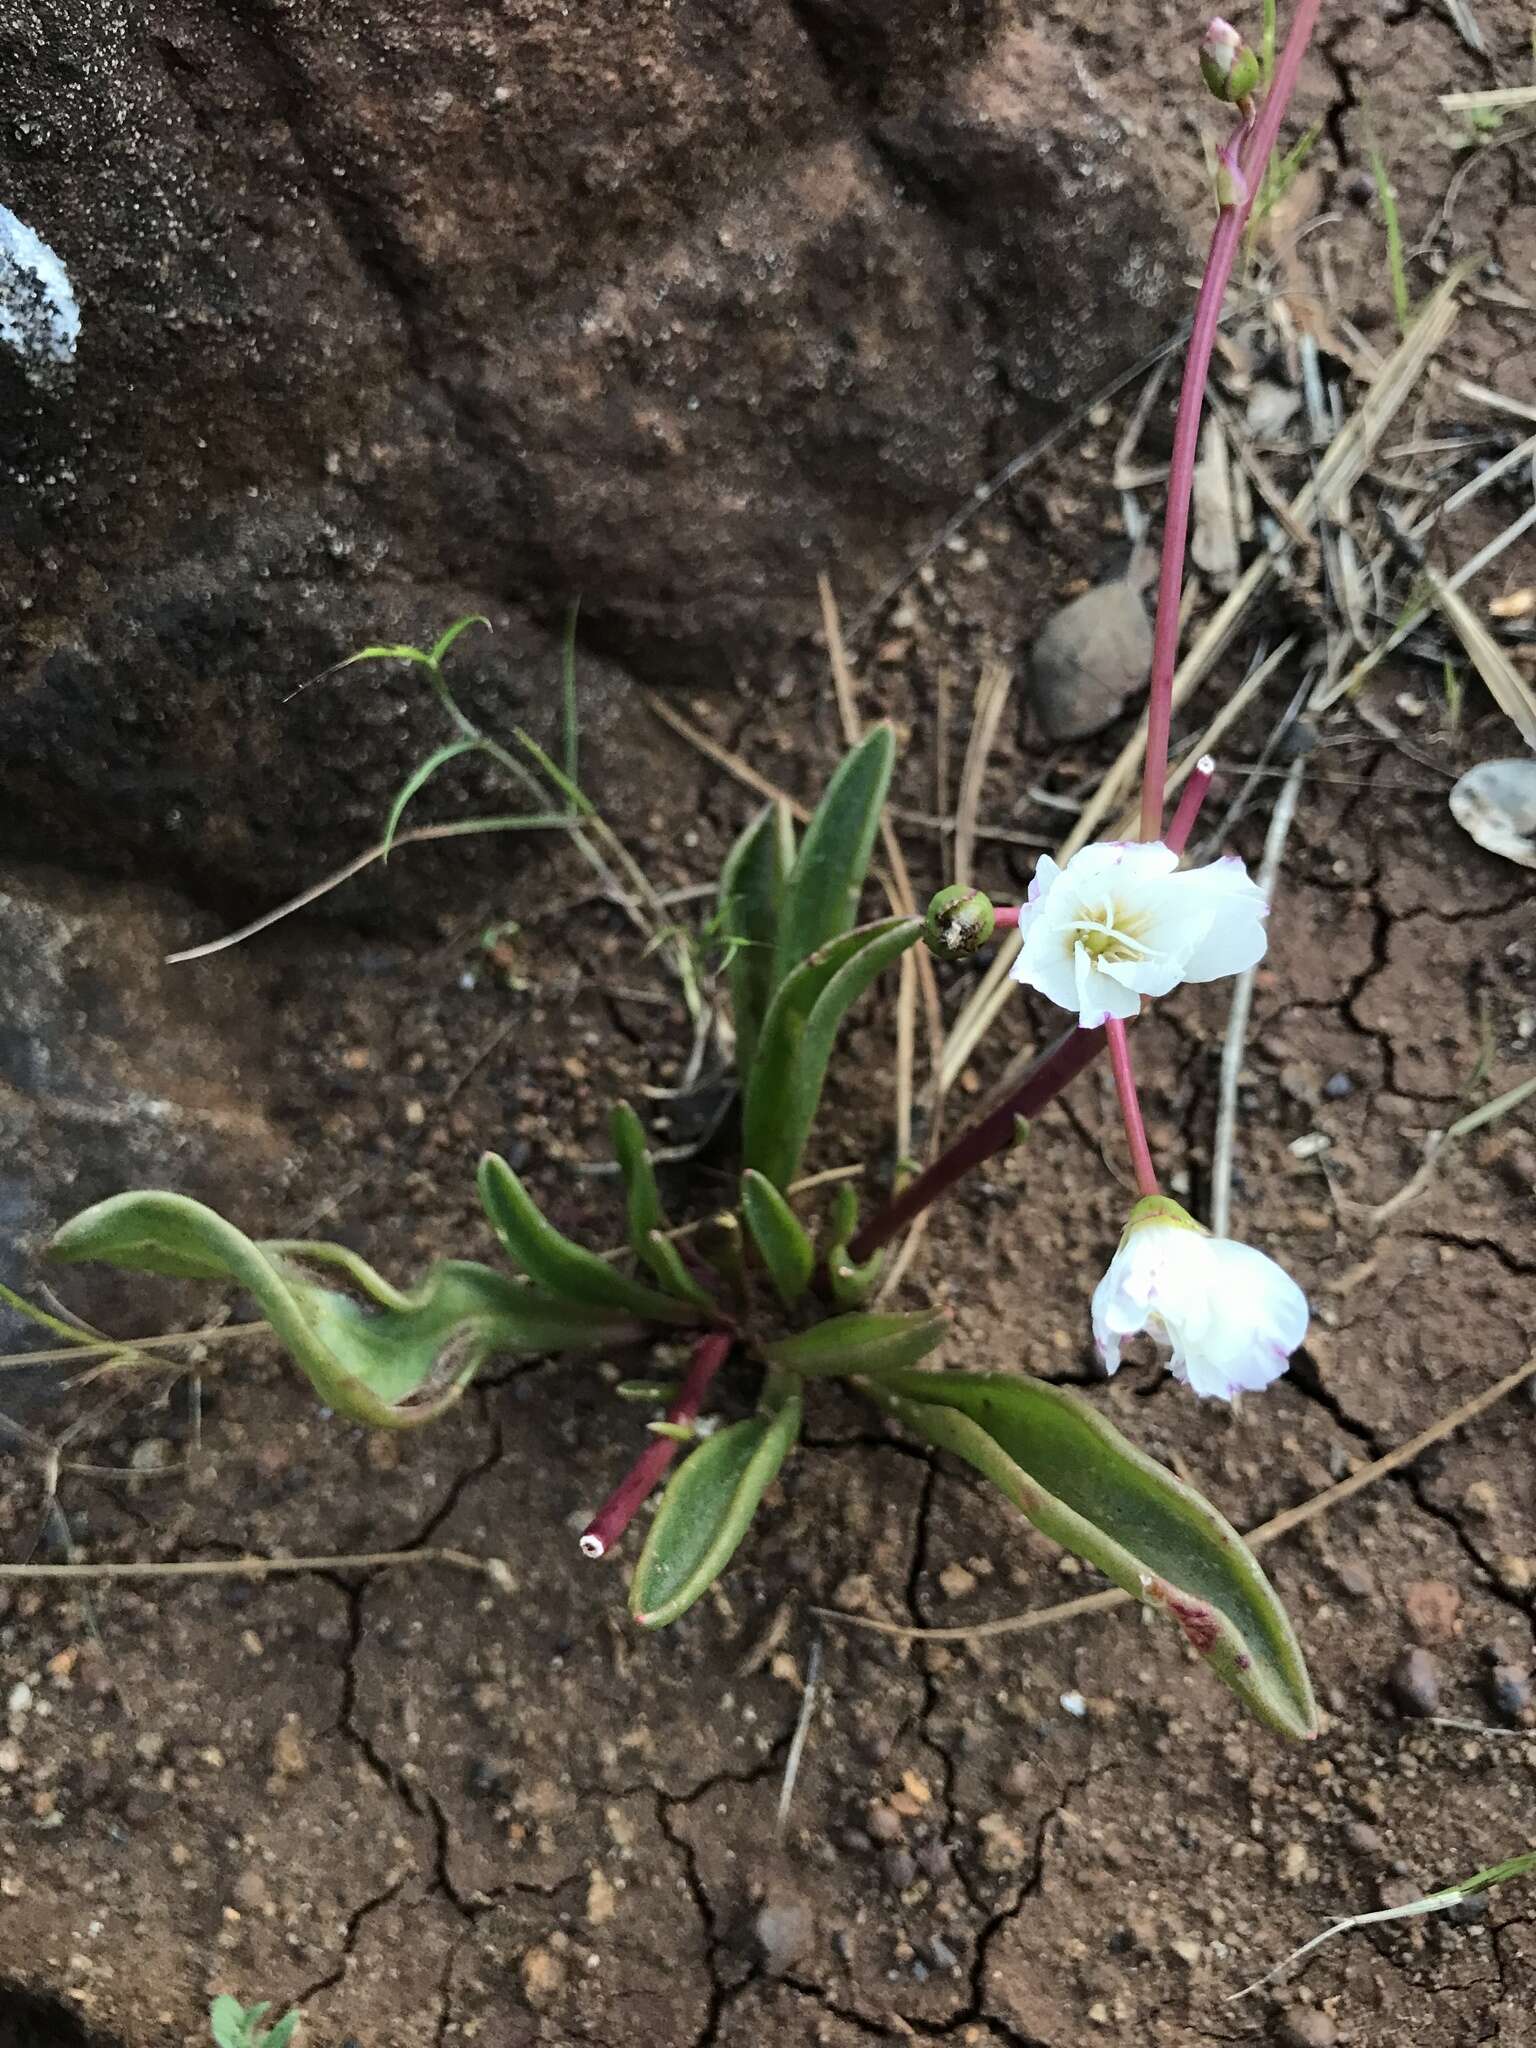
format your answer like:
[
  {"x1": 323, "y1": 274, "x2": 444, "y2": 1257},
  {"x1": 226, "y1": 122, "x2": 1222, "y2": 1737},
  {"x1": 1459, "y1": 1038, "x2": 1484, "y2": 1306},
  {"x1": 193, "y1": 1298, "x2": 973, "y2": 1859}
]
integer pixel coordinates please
[
  {"x1": 848, "y1": 771, "x2": 1217, "y2": 1261},
  {"x1": 1139, "y1": 0, "x2": 1324, "y2": 843},
  {"x1": 1105, "y1": 1017, "x2": 1160, "y2": 1197},
  {"x1": 579, "y1": 1329, "x2": 733, "y2": 1559},
  {"x1": 1166, "y1": 755, "x2": 1217, "y2": 853}
]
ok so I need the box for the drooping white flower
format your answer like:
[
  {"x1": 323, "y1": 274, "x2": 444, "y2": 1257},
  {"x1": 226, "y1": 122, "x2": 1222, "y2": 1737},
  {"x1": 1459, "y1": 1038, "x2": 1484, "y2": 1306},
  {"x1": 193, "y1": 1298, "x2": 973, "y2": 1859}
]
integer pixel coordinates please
[
  {"x1": 1092, "y1": 1197, "x2": 1308, "y2": 1402},
  {"x1": 1009, "y1": 839, "x2": 1268, "y2": 1028}
]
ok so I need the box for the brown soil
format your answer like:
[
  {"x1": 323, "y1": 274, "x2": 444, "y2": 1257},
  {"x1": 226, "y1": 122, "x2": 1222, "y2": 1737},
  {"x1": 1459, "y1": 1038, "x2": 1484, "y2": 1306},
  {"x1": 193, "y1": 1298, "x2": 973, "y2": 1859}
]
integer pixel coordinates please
[{"x1": 4, "y1": 6, "x2": 1536, "y2": 2047}]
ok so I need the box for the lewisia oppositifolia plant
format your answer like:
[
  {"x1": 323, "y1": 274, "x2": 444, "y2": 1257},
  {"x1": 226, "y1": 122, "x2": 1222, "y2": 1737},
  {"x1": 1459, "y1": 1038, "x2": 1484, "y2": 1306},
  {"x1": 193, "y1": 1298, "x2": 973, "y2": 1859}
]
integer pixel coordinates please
[{"x1": 47, "y1": 7, "x2": 1326, "y2": 1740}]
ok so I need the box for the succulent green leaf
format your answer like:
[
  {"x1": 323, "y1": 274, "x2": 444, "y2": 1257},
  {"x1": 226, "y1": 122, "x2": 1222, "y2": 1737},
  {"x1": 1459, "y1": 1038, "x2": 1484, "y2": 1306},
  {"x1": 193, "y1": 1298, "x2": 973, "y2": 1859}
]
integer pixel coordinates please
[
  {"x1": 827, "y1": 1244, "x2": 886, "y2": 1309},
  {"x1": 871, "y1": 1371, "x2": 1318, "y2": 1740},
  {"x1": 263, "y1": 2017, "x2": 301, "y2": 2048},
  {"x1": 640, "y1": 1229, "x2": 716, "y2": 1310},
  {"x1": 717, "y1": 800, "x2": 795, "y2": 1077},
  {"x1": 772, "y1": 725, "x2": 895, "y2": 986},
  {"x1": 382, "y1": 736, "x2": 483, "y2": 858},
  {"x1": 609, "y1": 1100, "x2": 665, "y2": 1251},
  {"x1": 740, "y1": 1169, "x2": 815, "y2": 1306},
  {"x1": 477, "y1": 1153, "x2": 702, "y2": 1325},
  {"x1": 822, "y1": 1179, "x2": 883, "y2": 1306},
  {"x1": 760, "y1": 1309, "x2": 948, "y2": 1379},
  {"x1": 630, "y1": 1395, "x2": 802, "y2": 1628},
  {"x1": 49, "y1": 1193, "x2": 633, "y2": 1430},
  {"x1": 743, "y1": 915, "x2": 923, "y2": 1189}
]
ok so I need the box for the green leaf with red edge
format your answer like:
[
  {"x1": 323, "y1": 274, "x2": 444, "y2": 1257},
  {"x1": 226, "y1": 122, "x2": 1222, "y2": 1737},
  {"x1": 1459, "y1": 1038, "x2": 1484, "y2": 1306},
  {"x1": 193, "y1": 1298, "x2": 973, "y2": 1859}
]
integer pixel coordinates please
[{"x1": 867, "y1": 1370, "x2": 1318, "y2": 1741}]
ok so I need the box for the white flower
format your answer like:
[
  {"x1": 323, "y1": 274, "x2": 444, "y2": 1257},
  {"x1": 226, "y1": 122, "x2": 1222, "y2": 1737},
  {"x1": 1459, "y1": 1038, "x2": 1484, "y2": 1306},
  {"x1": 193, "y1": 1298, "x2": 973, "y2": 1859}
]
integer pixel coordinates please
[
  {"x1": 1092, "y1": 1199, "x2": 1308, "y2": 1402},
  {"x1": 1009, "y1": 839, "x2": 1268, "y2": 1028}
]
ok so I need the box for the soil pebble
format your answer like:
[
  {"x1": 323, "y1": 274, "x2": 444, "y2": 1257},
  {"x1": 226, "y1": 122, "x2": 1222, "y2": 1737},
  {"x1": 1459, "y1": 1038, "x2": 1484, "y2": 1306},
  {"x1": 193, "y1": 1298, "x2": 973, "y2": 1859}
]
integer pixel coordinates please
[
  {"x1": 755, "y1": 1891, "x2": 814, "y2": 1974},
  {"x1": 1489, "y1": 1664, "x2": 1533, "y2": 1722},
  {"x1": 1026, "y1": 580, "x2": 1151, "y2": 740},
  {"x1": 1388, "y1": 1646, "x2": 1442, "y2": 1718},
  {"x1": 1277, "y1": 2012, "x2": 1338, "y2": 2048}
]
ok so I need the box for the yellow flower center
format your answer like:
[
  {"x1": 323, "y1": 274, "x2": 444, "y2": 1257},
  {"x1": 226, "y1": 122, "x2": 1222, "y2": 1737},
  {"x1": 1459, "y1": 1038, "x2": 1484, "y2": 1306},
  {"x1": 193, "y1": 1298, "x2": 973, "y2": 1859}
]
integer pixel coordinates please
[{"x1": 1070, "y1": 902, "x2": 1152, "y2": 966}]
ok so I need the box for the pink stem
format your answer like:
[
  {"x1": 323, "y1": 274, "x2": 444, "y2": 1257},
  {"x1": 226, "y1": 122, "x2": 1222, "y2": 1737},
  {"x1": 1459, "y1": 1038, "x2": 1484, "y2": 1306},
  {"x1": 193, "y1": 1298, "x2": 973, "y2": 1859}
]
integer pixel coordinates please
[
  {"x1": 1105, "y1": 1017, "x2": 1160, "y2": 1197},
  {"x1": 849, "y1": 771, "x2": 1216, "y2": 1261},
  {"x1": 579, "y1": 1330, "x2": 734, "y2": 1559},
  {"x1": 1139, "y1": 0, "x2": 1324, "y2": 842},
  {"x1": 992, "y1": 906, "x2": 1021, "y2": 930},
  {"x1": 1166, "y1": 755, "x2": 1216, "y2": 852}
]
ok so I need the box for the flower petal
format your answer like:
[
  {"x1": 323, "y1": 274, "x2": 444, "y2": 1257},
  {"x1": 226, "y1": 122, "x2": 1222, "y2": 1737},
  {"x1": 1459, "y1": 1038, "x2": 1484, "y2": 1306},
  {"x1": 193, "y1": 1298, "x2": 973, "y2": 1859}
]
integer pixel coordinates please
[{"x1": 1169, "y1": 858, "x2": 1270, "y2": 980}]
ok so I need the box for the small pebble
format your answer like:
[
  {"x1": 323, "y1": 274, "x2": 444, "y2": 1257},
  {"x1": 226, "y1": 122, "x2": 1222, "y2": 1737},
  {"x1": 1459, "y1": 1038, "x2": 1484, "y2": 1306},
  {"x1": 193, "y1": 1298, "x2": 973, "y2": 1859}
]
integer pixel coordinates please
[
  {"x1": 1489, "y1": 1665, "x2": 1532, "y2": 1723},
  {"x1": 1322, "y1": 1071, "x2": 1354, "y2": 1100},
  {"x1": 882, "y1": 1847, "x2": 918, "y2": 1891},
  {"x1": 1278, "y1": 2012, "x2": 1338, "y2": 2048},
  {"x1": 867, "y1": 1802, "x2": 903, "y2": 1843},
  {"x1": 755, "y1": 1893, "x2": 813, "y2": 1975},
  {"x1": 1027, "y1": 581, "x2": 1151, "y2": 740},
  {"x1": 1388, "y1": 1646, "x2": 1442, "y2": 1718},
  {"x1": 1344, "y1": 1820, "x2": 1383, "y2": 1856},
  {"x1": 1060, "y1": 1691, "x2": 1088, "y2": 1719}
]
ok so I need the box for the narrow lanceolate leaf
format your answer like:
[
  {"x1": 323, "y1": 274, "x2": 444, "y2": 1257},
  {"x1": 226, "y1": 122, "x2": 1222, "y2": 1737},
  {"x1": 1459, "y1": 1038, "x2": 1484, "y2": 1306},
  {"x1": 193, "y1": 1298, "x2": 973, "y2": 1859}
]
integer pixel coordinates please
[
  {"x1": 717, "y1": 800, "x2": 795, "y2": 1078},
  {"x1": 631, "y1": 1395, "x2": 803, "y2": 1627},
  {"x1": 49, "y1": 1193, "x2": 637, "y2": 1430},
  {"x1": 477, "y1": 1153, "x2": 702, "y2": 1325},
  {"x1": 382, "y1": 736, "x2": 483, "y2": 858},
  {"x1": 870, "y1": 1371, "x2": 1317, "y2": 1741},
  {"x1": 743, "y1": 915, "x2": 923, "y2": 1190},
  {"x1": 610, "y1": 1100, "x2": 664, "y2": 1250},
  {"x1": 760, "y1": 1309, "x2": 948, "y2": 1379},
  {"x1": 740, "y1": 1169, "x2": 815, "y2": 1306},
  {"x1": 772, "y1": 725, "x2": 895, "y2": 986}
]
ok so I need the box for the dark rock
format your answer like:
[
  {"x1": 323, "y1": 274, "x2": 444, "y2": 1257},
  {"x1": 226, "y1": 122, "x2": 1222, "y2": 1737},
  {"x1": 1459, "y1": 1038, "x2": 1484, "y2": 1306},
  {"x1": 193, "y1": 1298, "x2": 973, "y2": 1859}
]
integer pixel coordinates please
[
  {"x1": 4, "y1": 3, "x2": 1187, "y2": 906},
  {"x1": 1489, "y1": 1664, "x2": 1533, "y2": 1722},
  {"x1": 1388, "y1": 1646, "x2": 1442, "y2": 1718},
  {"x1": 882, "y1": 1846, "x2": 918, "y2": 1890}
]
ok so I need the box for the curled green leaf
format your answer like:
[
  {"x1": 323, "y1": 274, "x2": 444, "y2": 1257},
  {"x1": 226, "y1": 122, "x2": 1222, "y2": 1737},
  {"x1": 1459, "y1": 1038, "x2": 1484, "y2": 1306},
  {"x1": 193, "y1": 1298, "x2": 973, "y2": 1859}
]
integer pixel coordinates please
[
  {"x1": 382, "y1": 736, "x2": 483, "y2": 859},
  {"x1": 631, "y1": 1395, "x2": 803, "y2": 1628},
  {"x1": 870, "y1": 1371, "x2": 1317, "y2": 1740},
  {"x1": 760, "y1": 1309, "x2": 948, "y2": 1379},
  {"x1": 49, "y1": 1193, "x2": 636, "y2": 1429}
]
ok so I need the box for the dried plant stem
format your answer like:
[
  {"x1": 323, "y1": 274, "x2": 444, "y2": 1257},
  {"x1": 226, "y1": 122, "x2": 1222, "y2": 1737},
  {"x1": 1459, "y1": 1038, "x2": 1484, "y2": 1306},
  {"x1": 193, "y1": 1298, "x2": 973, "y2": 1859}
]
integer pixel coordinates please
[
  {"x1": 0, "y1": 1546, "x2": 513, "y2": 1588},
  {"x1": 817, "y1": 1349, "x2": 1536, "y2": 1643}
]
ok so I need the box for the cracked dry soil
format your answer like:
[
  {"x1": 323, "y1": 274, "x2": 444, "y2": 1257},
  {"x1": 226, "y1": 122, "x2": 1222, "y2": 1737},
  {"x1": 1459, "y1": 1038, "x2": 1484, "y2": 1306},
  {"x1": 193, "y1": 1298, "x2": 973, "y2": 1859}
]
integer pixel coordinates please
[
  {"x1": 4, "y1": 6, "x2": 1536, "y2": 2045},
  {"x1": 3, "y1": 682, "x2": 1533, "y2": 2048}
]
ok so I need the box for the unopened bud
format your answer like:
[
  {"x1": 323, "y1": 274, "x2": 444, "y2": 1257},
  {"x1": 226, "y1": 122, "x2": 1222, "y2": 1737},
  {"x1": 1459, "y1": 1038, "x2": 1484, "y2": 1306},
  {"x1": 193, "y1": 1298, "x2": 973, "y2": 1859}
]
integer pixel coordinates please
[
  {"x1": 923, "y1": 884, "x2": 997, "y2": 961},
  {"x1": 1200, "y1": 18, "x2": 1261, "y2": 104}
]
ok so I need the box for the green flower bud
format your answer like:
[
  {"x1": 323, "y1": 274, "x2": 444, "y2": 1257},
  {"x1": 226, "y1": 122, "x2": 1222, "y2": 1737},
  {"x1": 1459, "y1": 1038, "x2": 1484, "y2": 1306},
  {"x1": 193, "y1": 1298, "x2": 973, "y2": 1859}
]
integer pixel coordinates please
[
  {"x1": 1200, "y1": 18, "x2": 1261, "y2": 104},
  {"x1": 923, "y1": 884, "x2": 997, "y2": 961}
]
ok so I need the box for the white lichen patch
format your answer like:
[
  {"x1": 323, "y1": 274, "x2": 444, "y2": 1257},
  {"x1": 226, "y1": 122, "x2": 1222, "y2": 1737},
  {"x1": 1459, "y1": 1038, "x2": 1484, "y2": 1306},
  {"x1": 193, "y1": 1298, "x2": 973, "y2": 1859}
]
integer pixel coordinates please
[{"x1": 0, "y1": 203, "x2": 80, "y2": 369}]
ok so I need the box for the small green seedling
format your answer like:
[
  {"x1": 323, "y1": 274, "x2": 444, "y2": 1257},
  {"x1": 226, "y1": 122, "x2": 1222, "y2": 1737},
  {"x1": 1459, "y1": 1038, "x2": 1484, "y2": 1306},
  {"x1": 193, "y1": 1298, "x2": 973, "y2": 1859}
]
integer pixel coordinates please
[{"x1": 209, "y1": 1995, "x2": 301, "y2": 2048}]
